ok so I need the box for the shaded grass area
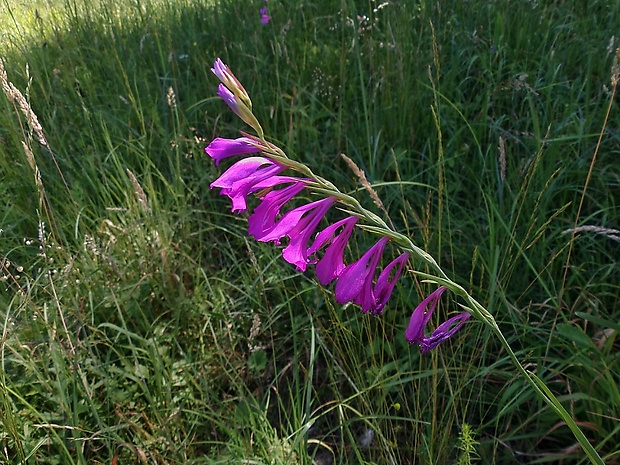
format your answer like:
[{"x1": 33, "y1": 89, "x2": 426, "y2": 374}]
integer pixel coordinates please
[{"x1": 1, "y1": 0, "x2": 619, "y2": 463}]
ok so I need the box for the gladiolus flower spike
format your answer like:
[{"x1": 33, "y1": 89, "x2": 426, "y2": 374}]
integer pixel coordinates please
[{"x1": 206, "y1": 58, "x2": 470, "y2": 352}]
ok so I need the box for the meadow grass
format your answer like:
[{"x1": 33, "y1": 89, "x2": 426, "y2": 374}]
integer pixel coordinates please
[{"x1": 0, "y1": 0, "x2": 619, "y2": 463}]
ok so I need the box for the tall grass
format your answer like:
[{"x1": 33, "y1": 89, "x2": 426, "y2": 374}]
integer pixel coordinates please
[{"x1": 1, "y1": 0, "x2": 618, "y2": 463}]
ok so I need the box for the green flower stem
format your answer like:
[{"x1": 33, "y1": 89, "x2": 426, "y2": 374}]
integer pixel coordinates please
[
  {"x1": 409, "y1": 271, "x2": 604, "y2": 464},
  {"x1": 490, "y1": 316, "x2": 604, "y2": 465}
]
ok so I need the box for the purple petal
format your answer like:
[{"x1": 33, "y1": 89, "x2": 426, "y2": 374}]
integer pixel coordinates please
[
  {"x1": 308, "y1": 216, "x2": 358, "y2": 285},
  {"x1": 420, "y1": 312, "x2": 471, "y2": 353},
  {"x1": 257, "y1": 197, "x2": 334, "y2": 249},
  {"x1": 404, "y1": 286, "x2": 447, "y2": 344},
  {"x1": 211, "y1": 59, "x2": 248, "y2": 99},
  {"x1": 334, "y1": 237, "x2": 388, "y2": 312},
  {"x1": 248, "y1": 180, "x2": 307, "y2": 240},
  {"x1": 250, "y1": 175, "x2": 307, "y2": 193},
  {"x1": 280, "y1": 198, "x2": 336, "y2": 271},
  {"x1": 371, "y1": 252, "x2": 409, "y2": 315},
  {"x1": 205, "y1": 137, "x2": 261, "y2": 166},
  {"x1": 211, "y1": 58, "x2": 228, "y2": 82},
  {"x1": 217, "y1": 83, "x2": 240, "y2": 114},
  {"x1": 259, "y1": 7, "x2": 270, "y2": 24},
  {"x1": 210, "y1": 157, "x2": 284, "y2": 213}
]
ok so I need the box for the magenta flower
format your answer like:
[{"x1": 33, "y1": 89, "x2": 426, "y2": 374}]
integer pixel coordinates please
[
  {"x1": 212, "y1": 58, "x2": 249, "y2": 101},
  {"x1": 371, "y1": 252, "x2": 409, "y2": 315},
  {"x1": 257, "y1": 197, "x2": 336, "y2": 271},
  {"x1": 210, "y1": 156, "x2": 285, "y2": 213},
  {"x1": 248, "y1": 179, "x2": 308, "y2": 240},
  {"x1": 217, "y1": 83, "x2": 242, "y2": 115},
  {"x1": 307, "y1": 216, "x2": 358, "y2": 285},
  {"x1": 205, "y1": 137, "x2": 261, "y2": 166},
  {"x1": 281, "y1": 198, "x2": 336, "y2": 270},
  {"x1": 335, "y1": 237, "x2": 389, "y2": 308},
  {"x1": 333, "y1": 237, "x2": 407, "y2": 314},
  {"x1": 405, "y1": 286, "x2": 471, "y2": 353},
  {"x1": 206, "y1": 58, "x2": 415, "y2": 327},
  {"x1": 259, "y1": 6, "x2": 270, "y2": 24}
]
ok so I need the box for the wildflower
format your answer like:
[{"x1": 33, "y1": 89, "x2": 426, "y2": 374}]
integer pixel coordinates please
[
  {"x1": 257, "y1": 197, "x2": 336, "y2": 271},
  {"x1": 372, "y1": 252, "x2": 409, "y2": 314},
  {"x1": 260, "y1": 6, "x2": 271, "y2": 24},
  {"x1": 307, "y1": 216, "x2": 358, "y2": 285},
  {"x1": 248, "y1": 178, "x2": 308, "y2": 239},
  {"x1": 208, "y1": 58, "x2": 411, "y2": 318},
  {"x1": 211, "y1": 57, "x2": 250, "y2": 105},
  {"x1": 334, "y1": 238, "x2": 408, "y2": 314},
  {"x1": 405, "y1": 286, "x2": 471, "y2": 353},
  {"x1": 216, "y1": 84, "x2": 262, "y2": 133},
  {"x1": 210, "y1": 156, "x2": 285, "y2": 213},
  {"x1": 205, "y1": 137, "x2": 261, "y2": 166},
  {"x1": 334, "y1": 237, "x2": 388, "y2": 308}
]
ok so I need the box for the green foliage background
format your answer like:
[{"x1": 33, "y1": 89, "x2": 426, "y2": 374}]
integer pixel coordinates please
[{"x1": 1, "y1": 0, "x2": 618, "y2": 463}]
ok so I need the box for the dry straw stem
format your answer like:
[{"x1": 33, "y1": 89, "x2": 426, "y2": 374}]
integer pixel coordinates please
[
  {"x1": 22, "y1": 140, "x2": 44, "y2": 193},
  {"x1": 561, "y1": 225, "x2": 620, "y2": 242},
  {"x1": 126, "y1": 169, "x2": 152, "y2": 214},
  {"x1": 340, "y1": 153, "x2": 393, "y2": 228},
  {"x1": 498, "y1": 136, "x2": 507, "y2": 182},
  {"x1": 0, "y1": 59, "x2": 49, "y2": 149},
  {"x1": 1, "y1": 58, "x2": 76, "y2": 211}
]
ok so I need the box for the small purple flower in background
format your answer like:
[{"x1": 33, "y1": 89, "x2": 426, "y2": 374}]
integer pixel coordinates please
[
  {"x1": 405, "y1": 286, "x2": 471, "y2": 353},
  {"x1": 259, "y1": 6, "x2": 270, "y2": 24}
]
